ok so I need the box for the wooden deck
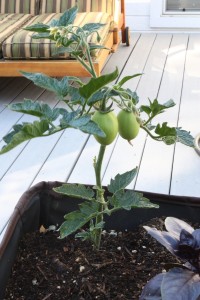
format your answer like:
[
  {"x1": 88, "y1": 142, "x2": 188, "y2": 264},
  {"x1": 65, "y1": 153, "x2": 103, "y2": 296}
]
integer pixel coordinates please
[{"x1": 0, "y1": 32, "x2": 200, "y2": 241}]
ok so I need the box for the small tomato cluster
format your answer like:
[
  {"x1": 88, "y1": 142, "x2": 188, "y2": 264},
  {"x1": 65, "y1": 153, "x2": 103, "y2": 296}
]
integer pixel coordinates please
[{"x1": 92, "y1": 109, "x2": 140, "y2": 146}]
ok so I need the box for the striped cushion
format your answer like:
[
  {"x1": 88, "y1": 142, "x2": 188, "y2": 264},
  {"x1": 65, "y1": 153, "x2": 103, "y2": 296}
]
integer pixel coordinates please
[
  {"x1": 0, "y1": 14, "x2": 33, "y2": 58},
  {"x1": 39, "y1": 0, "x2": 114, "y2": 15},
  {"x1": 2, "y1": 12, "x2": 111, "y2": 60},
  {"x1": 0, "y1": 0, "x2": 39, "y2": 14}
]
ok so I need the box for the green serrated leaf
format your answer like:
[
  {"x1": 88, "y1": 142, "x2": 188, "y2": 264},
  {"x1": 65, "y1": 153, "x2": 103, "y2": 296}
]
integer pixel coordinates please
[
  {"x1": 59, "y1": 6, "x2": 78, "y2": 25},
  {"x1": 79, "y1": 68, "x2": 119, "y2": 100},
  {"x1": 9, "y1": 99, "x2": 61, "y2": 122},
  {"x1": 108, "y1": 168, "x2": 138, "y2": 194},
  {"x1": 155, "y1": 122, "x2": 176, "y2": 137},
  {"x1": 79, "y1": 120, "x2": 106, "y2": 137},
  {"x1": 59, "y1": 200, "x2": 99, "y2": 238},
  {"x1": 59, "y1": 210, "x2": 88, "y2": 238},
  {"x1": 176, "y1": 128, "x2": 194, "y2": 147},
  {"x1": 109, "y1": 190, "x2": 159, "y2": 210},
  {"x1": 0, "y1": 120, "x2": 49, "y2": 154},
  {"x1": 140, "y1": 98, "x2": 176, "y2": 118},
  {"x1": 21, "y1": 72, "x2": 72, "y2": 98},
  {"x1": 87, "y1": 89, "x2": 107, "y2": 106},
  {"x1": 54, "y1": 184, "x2": 95, "y2": 201},
  {"x1": 81, "y1": 23, "x2": 105, "y2": 33},
  {"x1": 79, "y1": 201, "x2": 99, "y2": 215}
]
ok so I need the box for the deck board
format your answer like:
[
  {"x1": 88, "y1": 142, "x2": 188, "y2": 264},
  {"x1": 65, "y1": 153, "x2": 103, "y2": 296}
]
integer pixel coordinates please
[{"x1": 0, "y1": 32, "x2": 200, "y2": 242}]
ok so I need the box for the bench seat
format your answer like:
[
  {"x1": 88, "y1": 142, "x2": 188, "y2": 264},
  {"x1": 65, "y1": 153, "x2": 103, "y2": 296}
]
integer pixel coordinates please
[
  {"x1": 0, "y1": 0, "x2": 127, "y2": 77},
  {"x1": 2, "y1": 12, "x2": 111, "y2": 60},
  {"x1": 0, "y1": 13, "x2": 33, "y2": 58}
]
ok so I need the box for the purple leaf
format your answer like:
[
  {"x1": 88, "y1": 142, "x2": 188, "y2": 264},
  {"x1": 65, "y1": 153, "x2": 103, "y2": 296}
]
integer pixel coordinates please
[
  {"x1": 143, "y1": 226, "x2": 179, "y2": 255},
  {"x1": 193, "y1": 229, "x2": 200, "y2": 248},
  {"x1": 180, "y1": 229, "x2": 196, "y2": 248},
  {"x1": 162, "y1": 268, "x2": 200, "y2": 300},
  {"x1": 139, "y1": 273, "x2": 164, "y2": 300},
  {"x1": 165, "y1": 217, "x2": 193, "y2": 238}
]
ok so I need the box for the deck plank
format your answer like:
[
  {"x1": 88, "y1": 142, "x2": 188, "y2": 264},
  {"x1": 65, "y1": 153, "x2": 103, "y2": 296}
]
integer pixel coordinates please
[
  {"x1": 135, "y1": 34, "x2": 192, "y2": 194},
  {"x1": 170, "y1": 34, "x2": 200, "y2": 196}
]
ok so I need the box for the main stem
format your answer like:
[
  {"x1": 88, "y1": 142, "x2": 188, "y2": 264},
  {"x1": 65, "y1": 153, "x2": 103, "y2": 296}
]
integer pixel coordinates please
[{"x1": 94, "y1": 144, "x2": 106, "y2": 250}]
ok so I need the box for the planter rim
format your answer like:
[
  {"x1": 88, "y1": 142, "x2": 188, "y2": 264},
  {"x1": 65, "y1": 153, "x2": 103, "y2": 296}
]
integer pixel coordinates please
[{"x1": 1, "y1": 180, "x2": 200, "y2": 257}]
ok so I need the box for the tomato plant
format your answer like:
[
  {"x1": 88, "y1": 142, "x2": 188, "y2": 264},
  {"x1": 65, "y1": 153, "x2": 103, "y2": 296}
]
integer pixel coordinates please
[
  {"x1": 117, "y1": 109, "x2": 140, "y2": 142},
  {"x1": 92, "y1": 111, "x2": 118, "y2": 145},
  {"x1": 0, "y1": 6, "x2": 194, "y2": 252}
]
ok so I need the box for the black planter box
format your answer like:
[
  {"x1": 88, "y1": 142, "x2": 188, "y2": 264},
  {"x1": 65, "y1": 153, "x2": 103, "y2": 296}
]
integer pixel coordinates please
[{"x1": 0, "y1": 181, "x2": 200, "y2": 298}]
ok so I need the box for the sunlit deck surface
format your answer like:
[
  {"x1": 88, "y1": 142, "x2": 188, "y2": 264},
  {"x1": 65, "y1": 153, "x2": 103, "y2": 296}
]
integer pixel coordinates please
[{"x1": 0, "y1": 32, "x2": 200, "y2": 241}]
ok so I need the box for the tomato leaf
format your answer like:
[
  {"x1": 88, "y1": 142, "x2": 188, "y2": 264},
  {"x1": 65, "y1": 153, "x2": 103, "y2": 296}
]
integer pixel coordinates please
[
  {"x1": 79, "y1": 68, "x2": 119, "y2": 100},
  {"x1": 21, "y1": 72, "x2": 83, "y2": 98},
  {"x1": 54, "y1": 184, "x2": 95, "y2": 201},
  {"x1": 140, "y1": 99, "x2": 175, "y2": 118},
  {"x1": 108, "y1": 168, "x2": 138, "y2": 194},
  {"x1": 9, "y1": 99, "x2": 62, "y2": 121},
  {"x1": 24, "y1": 23, "x2": 49, "y2": 33},
  {"x1": 60, "y1": 201, "x2": 99, "y2": 238},
  {"x1": 109, "y1": 190, "x2": 159, "y2": 210},
  {"x1": 176, "y1": 128, "x2": 194, "y2": 147},
  {"x1": 117, "y1": 73, "x2": 142, "y2": 87},
  {"x1": 0, "y1": 120, "x2": 49, "y2": 154}
]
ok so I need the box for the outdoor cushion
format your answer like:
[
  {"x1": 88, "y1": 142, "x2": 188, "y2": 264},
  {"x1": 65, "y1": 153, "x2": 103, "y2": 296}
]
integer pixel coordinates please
[
  {"x1": 0, "y1": 0, "x2": 39, "y2": 14},
  {"x1": 2, "y1": 12, "x2": 111, "y2": 60},
  {"x1": 39, "y1": 0, "x2": 114, "y2": 15},
  {"x1": 0, "y1": 13, "x2": 33, "y2": 58}
]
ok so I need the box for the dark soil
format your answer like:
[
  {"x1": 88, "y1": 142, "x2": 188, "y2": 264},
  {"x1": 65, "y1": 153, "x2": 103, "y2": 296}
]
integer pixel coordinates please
[{"x1": 4, "y1": 217, "x2": 180, "y2": 300}]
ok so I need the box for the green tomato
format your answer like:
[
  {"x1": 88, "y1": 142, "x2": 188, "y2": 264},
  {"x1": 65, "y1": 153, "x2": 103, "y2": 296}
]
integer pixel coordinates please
[
  {"x1": 92, "y1": 111, "x2": 118, "y2": 145},
  {"x1": 117, "y1": 110, "x2": 140, "y2": 141}
]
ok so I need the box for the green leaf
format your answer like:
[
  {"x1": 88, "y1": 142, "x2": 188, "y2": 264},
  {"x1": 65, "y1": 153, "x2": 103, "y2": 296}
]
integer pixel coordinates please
[
  {"x1": 79, "y1": 201, "x2": 99, "y2": 215},
  {"x1": 54, "y1": 184, "x2": 95, "y2": 201},
  {"x1": 87, "y1": 89, "x2": 107, "y2": 106},
  {"x1": 59, "y1": 200, "x2": 99, "y2": 238},
  {"x1": 59, "y1": 210, "x2": 89, "y2": 238},
  {"x1": 81, "y1": 23, "x2": 106, "y2": 33},
  {"x1": 117, "y1": 74, "x2": 142, "y2": 87},
  {"x1": 24, "y1": 23, "x2": 49, "y2": 33},
  {"x1": 79, "y1": 120, "x2": 106, "y2": 137},
  {"x1": 79, "y1": 68, "x2": 119, "y2": 100},
  {"x1": 49, "y1": 6, "x2": 78, "y2": 27},
  {"x1": 21, "y1": 72, "x2": 77, "y2": 98},
  {"x1": 75, "y1": 221, "x2": 105, "y2": 240},
  {"x1": 155, "y1": 122, "x2": 176, "y2": 138},
  {"x1": 140, "y1": 99, "x2": 175, "y2": 118},
  {"x1": 108, "y1": 168, "x2": 138, "y2": 194},
  {"x1": 9, "y1": 99, "x2": 61, "y2": 121},
  {"x1": 176, "y1": 128, "x2": 194, "y2": 147},
  {"x1": 109, "y1": 190, "x2": 159, "y2": 210},
  {"x1": 0, "y1": 120, "x2": 49, "y2": 154}
]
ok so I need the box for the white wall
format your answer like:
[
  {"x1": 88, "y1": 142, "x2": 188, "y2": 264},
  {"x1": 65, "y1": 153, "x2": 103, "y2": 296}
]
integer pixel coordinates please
[
  {"x1": 125, "y1": 0, "x2": 200, "y2": 32},
  {"x1": 125, "y1": 0, "x2": 151, "y2": 32}
]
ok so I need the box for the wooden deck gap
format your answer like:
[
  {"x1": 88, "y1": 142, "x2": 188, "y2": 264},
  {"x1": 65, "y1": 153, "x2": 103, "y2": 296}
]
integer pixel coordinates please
[
  {"x1": 115, "y1": 34, "x2": 142, "y2": 83},
  {"x1": 101, "y1": 135, "x2": 120, "y2": 182},
  {"x1": 66, "y1": 134, "x2": 91, "y2": 183},
  {"x1": 168, "y1": 35, "x2": 190, "y2": 195},
  {"x1": 155, "y1": 35, "x2": 174, "y2": 99},
  {"x1": 134, "y1": 34, "x2": 158, "y2": 92}
]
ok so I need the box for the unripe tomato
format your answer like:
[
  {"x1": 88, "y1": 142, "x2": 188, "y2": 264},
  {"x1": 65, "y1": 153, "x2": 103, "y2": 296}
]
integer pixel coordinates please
[
  {"x1": 117, "y1": 110, "x2": 140, "y2": 141},
  {"x1": 92, "y1": 111, "x2": 118, "y2": 145}
]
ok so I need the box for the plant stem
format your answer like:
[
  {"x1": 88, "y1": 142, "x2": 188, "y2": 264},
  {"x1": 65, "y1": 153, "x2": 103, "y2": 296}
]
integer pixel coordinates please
[{"x1": 94, "y1": 144, "x2": 106, "y2": 250}]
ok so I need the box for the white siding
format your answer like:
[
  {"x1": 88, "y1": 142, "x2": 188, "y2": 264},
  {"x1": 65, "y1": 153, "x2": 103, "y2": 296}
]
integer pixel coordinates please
[
  {"x1": 125, "y1": 0, "x2": 151, "y2": 32},
  {"x1": 125, "y1": 0, "x2": 200, "y2": 32}
]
